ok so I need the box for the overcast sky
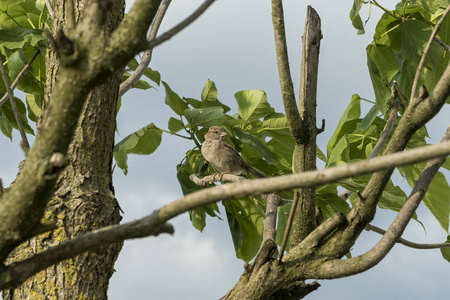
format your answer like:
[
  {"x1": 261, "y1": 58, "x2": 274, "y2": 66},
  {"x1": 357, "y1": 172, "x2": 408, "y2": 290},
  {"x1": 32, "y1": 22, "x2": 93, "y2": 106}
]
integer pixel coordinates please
[{"x1": 1, "y1": 0, "x2": 449, "y2": 299}]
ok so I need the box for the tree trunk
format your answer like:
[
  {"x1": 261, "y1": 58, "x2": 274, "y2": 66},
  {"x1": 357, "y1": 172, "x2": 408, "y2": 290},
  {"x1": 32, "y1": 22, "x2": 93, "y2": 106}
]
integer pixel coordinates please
[{"x1": 2, "y1": 0, "x2": 125, "y2": 298}]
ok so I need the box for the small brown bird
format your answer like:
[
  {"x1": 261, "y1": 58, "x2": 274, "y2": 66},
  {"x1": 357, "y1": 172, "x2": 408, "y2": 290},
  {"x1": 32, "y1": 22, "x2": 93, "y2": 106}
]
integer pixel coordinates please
[{"x1": 201, "y1": 126, "x2": 267, "y2": 178}]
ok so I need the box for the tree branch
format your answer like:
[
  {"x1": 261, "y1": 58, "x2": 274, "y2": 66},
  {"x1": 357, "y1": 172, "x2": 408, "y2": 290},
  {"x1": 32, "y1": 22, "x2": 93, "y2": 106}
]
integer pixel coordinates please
[
  {"x1": 290, "y1": 5, "x2": 322, "y2": 245},
  {"x1": 45, "y1": 0, "x2": 55, "y2": 20},
  {"x1": 311, "y1": 126, "x2": 450, "y2": 279},
  {"x1": 365, "y1": 224, "x2": 450, "y2": 249},
  {"x1": 1, "y1": 140, "x2": 449, "y2": 289},
  {"x1": 0, "y1": 56, "x2": 30, "y2": 149},
  {"x1": 145, "y1": 0, "x2": 217, "y2": 51},
  {"x1": 270, "y1": 0, "x2": 303, "y2": 143},
  {"x1": 410, "y1": 4, "x2": 450, "y2": 100},
  {"x1": 119, "y1": 0, "x2": 172, "y2": 97},
  {"x1": 0, "y1": 218, "x2": 174, "y2": 290}
]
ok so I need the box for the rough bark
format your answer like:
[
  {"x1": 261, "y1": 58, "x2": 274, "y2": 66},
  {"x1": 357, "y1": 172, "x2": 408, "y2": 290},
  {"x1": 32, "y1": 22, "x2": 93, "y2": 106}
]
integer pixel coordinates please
[{"x1": 2, "y1": 0, "x2": 125, "y2": 299}]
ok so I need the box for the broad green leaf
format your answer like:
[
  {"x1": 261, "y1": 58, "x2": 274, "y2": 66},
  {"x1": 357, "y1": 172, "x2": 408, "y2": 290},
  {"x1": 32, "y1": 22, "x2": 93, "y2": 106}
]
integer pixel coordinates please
[
  {"x1": 317, "y1": 184, "x2": 351, "y2": 219},
  {"x1": 440, "y1": 235, "x2": 450, "y2": 263},
  {"x1": 366, "y1": 44, "x2": 396, "y2": 113},
  {"x1": 121, "y1": 72, "x2": 153, "y2": 90},
  {"x1": 7, "y1": 49, "x2": 44, "y2": 95},
  {"x1": 328, "y1": 135, "x2": 350, "y2": 166},
  {"x1": 401, "y1": 163, "x2": 450, "y2": 231},
  {"x1": 0, "y1": 1, "x2": 42, "y2": 29},
  {"x1": 201, "y1": 79, "x2": 218, "y2": 102},
  {"x1": 361, "y1": 105, "x2": 379, "y2": 131},
  {"x1": 235, "y1": 90, "x2": 274, "y2": 121},
  {"x1": 234, "y1": 128, "x2": 279, "y2": 166},
  {"x1": 114, "y1": 123, "x2": 162, "y2": 174},
  {"x1": 275, "y1": 203, "x2": 291, "y2": 251},
  {"x1": 327, "y1": 94, "x2": 361, "y2": 154},
  {"x1": 0, "y1": 28, "x2": 45, "y2": 49},
  {"x1": 184, "y1": 106, "x2": 227, "y2": 127},
  {"x1": 162, "y1": 81, "x2": 188, "y2": 116},
  {"x1": 0, "y1": 96, "x2": 34, "y2": 138},
  {"x1": 26, "y1": 93, "x2": 42, "y2": 122},
  {"x1": 350, "y1": 0, "x2": 365, "y2": 34},
  {"x1": 262, "y1": 113, "x2": 288, "y2": 131},
  {"x1": 168, "y1": 117, "x2": 184, "y2": 133},
  {"x1": 223, "y1": 198, "x2": 264, "y2": 262}
]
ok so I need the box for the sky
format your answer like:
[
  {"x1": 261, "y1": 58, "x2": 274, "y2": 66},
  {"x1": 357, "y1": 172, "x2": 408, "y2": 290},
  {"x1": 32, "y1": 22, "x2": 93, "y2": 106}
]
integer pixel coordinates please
[{"x1": 1, "y1": 0, "x2": 450, "y2": 299}]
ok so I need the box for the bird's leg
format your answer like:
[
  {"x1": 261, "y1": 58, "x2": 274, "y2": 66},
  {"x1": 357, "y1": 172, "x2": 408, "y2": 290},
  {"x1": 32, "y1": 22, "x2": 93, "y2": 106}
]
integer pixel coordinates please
[{"x1": 212, "y1": 171, "x2": 230, "y2": 182}]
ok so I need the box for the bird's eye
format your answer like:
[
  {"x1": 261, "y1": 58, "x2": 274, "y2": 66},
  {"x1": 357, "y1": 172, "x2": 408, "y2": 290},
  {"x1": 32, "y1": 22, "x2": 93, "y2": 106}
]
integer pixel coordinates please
[{"x1": 214, "y1": 131, "x2": 218, "y2": 133}]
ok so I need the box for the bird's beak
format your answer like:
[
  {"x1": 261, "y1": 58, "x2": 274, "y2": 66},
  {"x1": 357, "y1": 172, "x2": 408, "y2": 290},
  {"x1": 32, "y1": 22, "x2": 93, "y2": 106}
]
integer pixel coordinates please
[{"x1": 220, "y1": 132, "x2": 227, "y2": 137}]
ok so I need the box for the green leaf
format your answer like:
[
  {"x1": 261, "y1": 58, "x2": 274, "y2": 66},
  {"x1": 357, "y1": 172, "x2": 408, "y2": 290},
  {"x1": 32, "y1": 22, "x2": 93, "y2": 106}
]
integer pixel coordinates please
[
  {"x1": 0, "y1": 1, "x2": 43, "y2": 29},
  {"x1": 275, "y1": 203, "x2": 292, "y2": 251},
  {"x1": 366, "y1": 44, "x2": 397, "y2": 113},
  {"x1": 114, "y1": 123, "x2": 162, "y2": 174},
  {"x1": 0, "y1": 96, "x2": 34, "y2": 137},
  {"x1": 327, "y1": 94, "x2": 361, "y2": 154},
  {"x1": 184, "y1": 106, "x2": 227, "y2": 128},
  {"x1": 262, "y1": 113, "x2": 289, "y2": 131},
  {"x1": 121, "y1": 72, "x2": 153, "y2": 90},
  {"x1": 317, "y1": 184, "x2": 351, "y2": 219},
  {"x1": 162, "y1": 81, "x2": 188, "y2": 116},
  {"x1": 168, "y1": 117, "x2": 184, "y2": 133},
  {"x1": 234, "y1": 128, "x2": 279, "y2": 166},
  {"x1": 223, "y1": 198, "x2": 264, "y2": 262},
  {"x1": 7, "y1": 49, "x2": 44, "y2": 95},
  {"x1": 350, "y1": 0, "x2": 366, "y2": 34},
  {"x1": 26, "y1": 93, "x2": 42, "y2": 122},
  {"x1": 440, "y1": 235, "x2": 450, "y2": 263},
  {"x1": 361, "y1": 105, "x2": 379, "y2": 131},
  {"x1": 201, "y1": 79, "x2": 218, "y2": 102},
  {"x1": 0, "y1": 28, "x2": 45, "y2": 49},
  {"x1": 235, "y1": 90, "x2": 274, "y2": 121}
]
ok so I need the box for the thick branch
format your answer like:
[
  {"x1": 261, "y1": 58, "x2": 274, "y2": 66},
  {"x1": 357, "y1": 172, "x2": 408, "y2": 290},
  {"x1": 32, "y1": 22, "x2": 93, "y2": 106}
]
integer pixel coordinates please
[
  {"x1": 290, "y1": 5, "x2": 322, "y2": 246},
  {"x1": 0, "y1": 217, "x2": 174, "y2": 290},
  {"x1": 271, "y1": 0, "x2": 303, "y2": 142}
]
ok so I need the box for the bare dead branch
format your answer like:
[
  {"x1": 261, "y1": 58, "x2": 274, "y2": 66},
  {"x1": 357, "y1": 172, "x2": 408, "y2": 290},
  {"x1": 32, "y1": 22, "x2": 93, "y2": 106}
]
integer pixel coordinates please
[
  {"x1": 276, "y1": 191, "x2": 299, "y2": 263},
  {"x1": 410, "y1": 5, "x2": 450, "y2": 100},
  {"x1": 145, "y1": 0, "x2": 216, "y2": 50},
  {"x1": 119, "y1": 0, "x2": 172, "y2": 97},
  {"x1": 365, "y1": 224, "x2": 450, "y2": 249},
  {"x1": 0, "y1": 56, "x2": 30, "y2": 149}
]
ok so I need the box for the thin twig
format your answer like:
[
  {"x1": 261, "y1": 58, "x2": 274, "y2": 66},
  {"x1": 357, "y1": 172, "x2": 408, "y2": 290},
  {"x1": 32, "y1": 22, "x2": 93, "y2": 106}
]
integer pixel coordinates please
[
  {"x1": 0, "y1": 57, "x2": 30, "y2": 149},
  {"x1": 119, "y1": 0, "x2": 172, "y2": 97},
  {"x1": 276, "y1": 191, "x2": 300, "y2": 264},
  {"x1": 45, "y1": 0, "x2": 55, "y2": 20},
  {"x1": 365, "y1": 224, "x2": 450, "y2": 249},
  {"x1": 0, "y1": 48, "x2": 41, "y2": 107},
  {"x1": 434, "y1": 37, "x2": 450, "y2": 51},
  {"x1": 145, "y1": 0, "x2": 216, "y2": 50},
  {"x1": 410, "y1": 5, "x2": 450, "y2": 100}
]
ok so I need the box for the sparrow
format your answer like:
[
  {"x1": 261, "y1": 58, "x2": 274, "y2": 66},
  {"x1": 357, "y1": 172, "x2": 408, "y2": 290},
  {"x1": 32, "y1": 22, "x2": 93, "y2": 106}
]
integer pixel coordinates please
[{"x1": 201, "y1": 126, "x2": 267, "y2": 178}]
